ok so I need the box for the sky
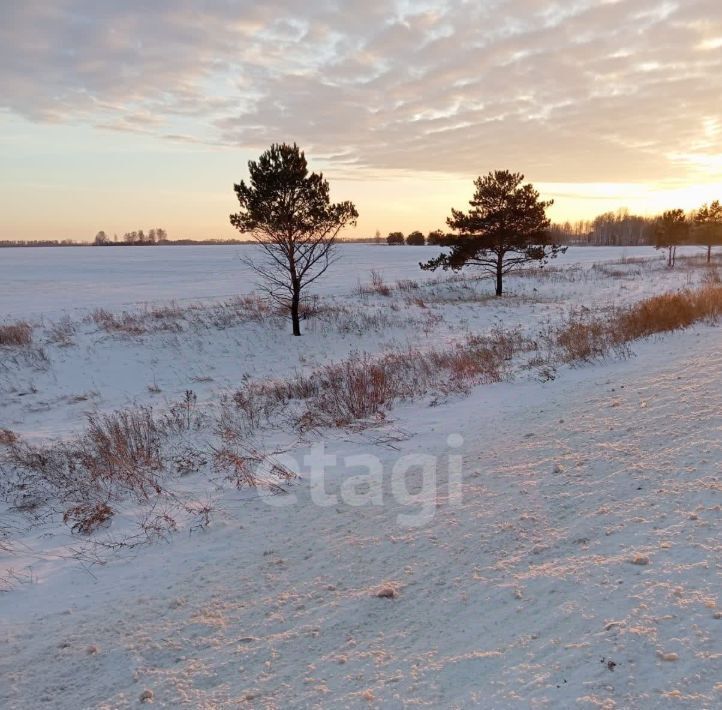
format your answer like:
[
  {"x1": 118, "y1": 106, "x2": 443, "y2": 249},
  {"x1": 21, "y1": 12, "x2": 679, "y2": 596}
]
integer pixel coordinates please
[{"x1": 1, "y1": 0, "x2": 721, "y2": 241}]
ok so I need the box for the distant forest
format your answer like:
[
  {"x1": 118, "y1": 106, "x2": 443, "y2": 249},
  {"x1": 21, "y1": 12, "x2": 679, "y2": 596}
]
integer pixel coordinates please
[
  {"x1": 1, "y1": 228, "x2": 250, "y2": 248},
  {"x1": 0, "y1": 228, "x2": 384, "y2": 248},
  {"x1": 1, "y1": 206, "x2": 719, "y2": 248}
]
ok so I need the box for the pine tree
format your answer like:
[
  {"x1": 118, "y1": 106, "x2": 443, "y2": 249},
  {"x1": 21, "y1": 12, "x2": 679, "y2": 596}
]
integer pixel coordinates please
[
  {"x1": 693, "y1": 201, "x2": 722, "y2": 264},
  {"x1": 230, "y1": 143, "x2": 357, "y2": 336},
  {"x1": 421, "y1": 170, "x2": 563, "y2": 296},
  {"x1": 655, "y1": 209, "x2": 689, "y2": 267}
]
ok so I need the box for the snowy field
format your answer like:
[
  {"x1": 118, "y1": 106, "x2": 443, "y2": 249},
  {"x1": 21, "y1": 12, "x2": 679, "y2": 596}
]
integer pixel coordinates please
[
  {"x1": 0, "y1": 244, "x2": 705, "y2": 320},
  {"x1": 1, "y1": 244, "x2": 722, "y2": 708}
]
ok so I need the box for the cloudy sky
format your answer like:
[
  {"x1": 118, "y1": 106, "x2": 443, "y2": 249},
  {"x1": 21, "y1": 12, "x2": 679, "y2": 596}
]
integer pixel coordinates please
[{"x1": 1, "y1": 0, "x2": 721, "y2": 240}]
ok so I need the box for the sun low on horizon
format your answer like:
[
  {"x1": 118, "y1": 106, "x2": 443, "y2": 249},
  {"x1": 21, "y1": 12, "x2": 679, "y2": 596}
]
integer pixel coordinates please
[{"x1": 1, "y1": 0, "x2": 721, "y2": 242}]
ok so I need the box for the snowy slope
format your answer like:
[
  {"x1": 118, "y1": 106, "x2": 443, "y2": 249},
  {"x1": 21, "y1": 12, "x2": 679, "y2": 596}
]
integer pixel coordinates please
[{"x1": 2, "y1": 325, "x2": 722, "y2": 708}]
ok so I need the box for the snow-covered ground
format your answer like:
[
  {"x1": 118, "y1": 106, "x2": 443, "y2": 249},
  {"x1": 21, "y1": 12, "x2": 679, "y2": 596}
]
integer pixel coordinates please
[
  {"x1": 0, "y1": 243, "x2": 708, "y2": 320},
  {"x1": 0, "y1": 245, "x2": 710, "y2": 442},
  {"x1": 1, "y1": 245, "x2": 721, "y2": 708}
]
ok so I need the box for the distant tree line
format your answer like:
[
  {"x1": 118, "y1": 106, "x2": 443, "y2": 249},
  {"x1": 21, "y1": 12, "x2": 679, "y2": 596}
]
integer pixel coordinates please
[
  {"x1": 378, "y1": 203, "x2": 721, "y2": 259},
  {"x1": 92, "y1": 228, "x2": 168, "y2": 245},
  {"x1": 0, "y1": 231, "x2": 258, "y2": 248},
  {"x1": 0, "y1": 232, "x2": 253, "y2": 249},
  {"x1": 0, "y1": 239, "x2": 84, "y2": 248},
  {"x1": 384, "y1": 229, "x2": 449, "y2": 246},
  {"x1": 548, "y1": 201, "x2": 722, "y2": 262}
]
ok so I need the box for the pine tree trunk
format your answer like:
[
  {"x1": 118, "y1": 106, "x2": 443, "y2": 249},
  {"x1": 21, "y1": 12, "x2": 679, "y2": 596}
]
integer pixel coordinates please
[
  {"x1": 708, "y1": 245, "x2": 712, "y2": 264},
  {"x1": 495, "y1": 255, "x2": 503, "y2": 297}
]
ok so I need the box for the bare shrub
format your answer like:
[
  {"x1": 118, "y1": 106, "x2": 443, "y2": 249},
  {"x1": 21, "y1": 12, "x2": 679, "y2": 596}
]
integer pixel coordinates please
[
  {"x1": 427, "y1": 327, "x2": 526, "y2": 388},
  {"x1": 161, "y1": 397, "x2": 206, "y2": 434},
  {"x1": 212, "y1": 446, "x2": 261, "y2": 488},
  {"x1": 46, "y1": 316, "x2": 77, "y2": 346},
  {"x1": 357, "y1": 270, "x2": 392, "y2": 297},
  {"x1": 429, "y1": 347, "x2": 499, "y2": 388},
  {"x1": 486, "y1": 325, "x2": 527, "y2": 361},
  {"x1": 226, "y1": 375, "x2": 313, "y2": 436},
  {"x1": 370, "y1": 270, "x2": 391, "y2": 296},
  {"x1": 0, "y1": 343, "x2": 48, "y2": 372},
  {"x1": 139, "y1": 511, "x2": 178, "y2": 542},
  {"x1": 3, "y1": 441, "x2": 83, "y2": 510},
  {"x1": 186, "y1": 501, "x2": 213, "y2": 530},
  {"x1": 0, "y1": 321, "x2": 32, "y2": 347},
  {"x1": 310, "y1": 354, "x2": 399, "y2": 426},
  {"x1": 146, "y1": 303, "x2": 185, "y2": 321}
]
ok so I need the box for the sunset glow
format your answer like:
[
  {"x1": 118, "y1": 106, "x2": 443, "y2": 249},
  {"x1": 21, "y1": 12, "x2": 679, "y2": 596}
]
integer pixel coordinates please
[{"x1": 1, "y1": 1, "x2": 721, "y2": 240}]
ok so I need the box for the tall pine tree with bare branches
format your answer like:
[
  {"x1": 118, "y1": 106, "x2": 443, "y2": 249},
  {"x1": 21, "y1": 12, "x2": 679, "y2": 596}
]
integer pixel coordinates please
[{"x1": 230, "y1": 143, "x2": 358, "y2": 335}]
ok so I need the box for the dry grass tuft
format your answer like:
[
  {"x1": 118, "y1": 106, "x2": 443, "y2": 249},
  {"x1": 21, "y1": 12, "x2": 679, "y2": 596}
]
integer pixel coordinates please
[
  {"x1": 551, "y1": 284, "x2": 722, "y2": 363},
  {"x1": 357, "y1": 270, "x2": 392, "y2": 297},
  {"x1": 45, "y1": 316, "x2": 77, "y2": 346},
  {"x1": 226, "y1": 326, "x2": 530, "y2": 432},
  {"x1": 619, "y1": 285, "x2": 722, "y2": 339},
  {"x1": 90, "y1": 308, "x2": 149, "y2": 335},
  {"x1": 551, "y1": 312, "x2": 627, "y2": 363},
  {"x1": 0, "y1": 429, "x2": 18, "y2": 446},
  {"x1": 701, "y1": 268, "x2": 721, "y2": 285},
  {"x1": 396, "y1": 278, "x2": 420, "y2": 291},
  {"x1": 79, "y1": 408, "x2": 163, "y2": 496},
  {"x1": 2, "y1": 407, "x2": 164, "y2": 515},
  {"x1": 63, "y1": 502, "x2": 114, "y2": 535},
  {"x1": 212, "y1": 445, "x2": 296, "y2": 493},
  {"x1": 0, "y1": 321, "x2": 33, "y2": 347}
]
